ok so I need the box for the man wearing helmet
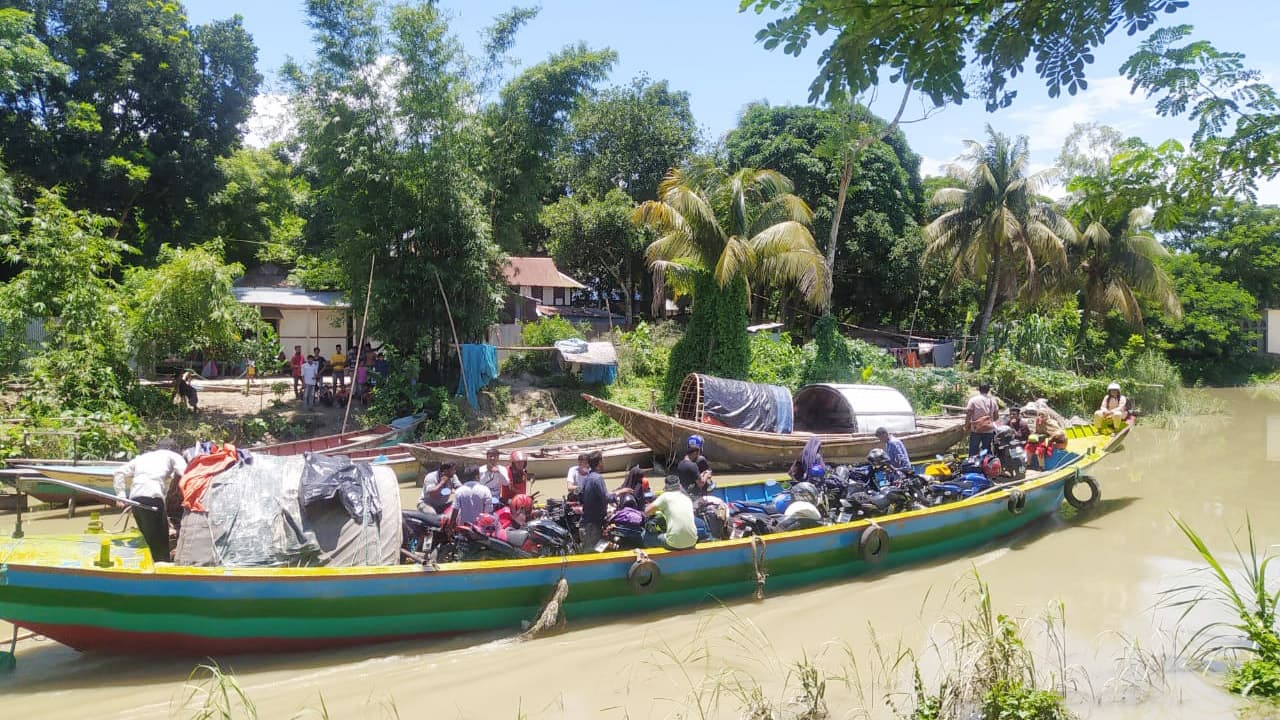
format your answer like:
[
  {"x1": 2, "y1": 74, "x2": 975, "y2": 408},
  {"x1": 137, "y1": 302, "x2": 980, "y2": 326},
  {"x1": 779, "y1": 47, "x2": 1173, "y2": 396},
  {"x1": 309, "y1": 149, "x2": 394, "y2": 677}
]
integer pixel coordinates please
[
  {"x1": 1093, "y1": 382, "x2": 1129, "y2": 433},
  {"x1": 874, "y1": 427, "x2": 912, "y2": 473},
  {"x1": 502, "y1": 450, "x2": 534, "y2": 503},
  {"x1": 676, "y1": 435, "x2": 713, "y2": 495}
]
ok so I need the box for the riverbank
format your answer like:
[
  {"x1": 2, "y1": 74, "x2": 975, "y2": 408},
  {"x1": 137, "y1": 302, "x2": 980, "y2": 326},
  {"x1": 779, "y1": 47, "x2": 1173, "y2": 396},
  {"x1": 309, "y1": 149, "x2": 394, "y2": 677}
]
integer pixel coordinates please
[{"x1": 0, "y1": 388, "x2": 1275, "y2": 719}]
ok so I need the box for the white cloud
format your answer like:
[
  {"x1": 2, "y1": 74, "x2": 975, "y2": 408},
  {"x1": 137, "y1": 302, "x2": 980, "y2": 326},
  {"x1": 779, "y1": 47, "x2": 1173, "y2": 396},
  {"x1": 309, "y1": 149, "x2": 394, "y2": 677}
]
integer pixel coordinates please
[
  {"x1": 1007, "y1": 75, "x2": 1154, "y2": 157},
  {"x1": 242, "y1": 93, "x2": 294, "y2": 149},
  {"x1": 1256, "y1": 176, "x2": 1280, "y2": 206}
]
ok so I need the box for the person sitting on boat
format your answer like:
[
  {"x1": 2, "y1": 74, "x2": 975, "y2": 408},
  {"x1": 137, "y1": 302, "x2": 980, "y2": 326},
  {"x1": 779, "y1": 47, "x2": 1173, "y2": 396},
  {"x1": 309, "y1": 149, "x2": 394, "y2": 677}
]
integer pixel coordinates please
[
  {"x1": 874, "y1": 427, "x2": 912, "y2": 474},
  {"x1": 501, "y1": 450, "x2": 533, "y2": 504},
  {"x1": 676, "y1": 435, "x2": 713, "y2": 495},
  {"x1": 565, "y1": 452, "x2": 590, "y2": 494},
  {"x1": 1023, "y1": 404, "x2": 1068, "y2": 470},
  {"x1": 788, "y1": 437, "x2": 825, "y2": 484},
  {"x1": 496, "y1": 493, "x2": 533, "y2": 530},
  {"x1": 644, "y1": 475, "x2": 697, "y2": 550},
  {"x1": 1093, "y1": 382, "x2": 1130, "y2": 433},
  {"x1": 417, "y1": 462, "x2": 459, "y2": 515},
  {"x1": 577, "y1": 450, "x2": 609, "y2": 549},
  {"x1": 453, "y1": 466, "x2": 494, "y2": 526},
  {"x1": 1005, "y1": 406, "x2": 1032, "y2": 442},
  {"x1": 479, "y1": 447, "x2": 510, "y2": 500},
  {"x1": 614, "y1": 465, "x2": 651, "y2": 503},
  {"x1": 113, "y1": 439, "x2": 188, "y2": 563}
]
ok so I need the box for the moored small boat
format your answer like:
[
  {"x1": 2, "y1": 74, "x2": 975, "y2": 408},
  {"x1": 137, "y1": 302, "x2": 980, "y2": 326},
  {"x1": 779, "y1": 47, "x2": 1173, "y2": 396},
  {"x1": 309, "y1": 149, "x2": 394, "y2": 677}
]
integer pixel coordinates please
[
  {"x1": 0, "y1": 426, "x2": 1124, "y2": 658},
  {"x1": 251, "y1": 413, "x2": 429, "y2": 456},
  {"x1": 398, "y1": 415, "x2": 577, "y2": 466}
]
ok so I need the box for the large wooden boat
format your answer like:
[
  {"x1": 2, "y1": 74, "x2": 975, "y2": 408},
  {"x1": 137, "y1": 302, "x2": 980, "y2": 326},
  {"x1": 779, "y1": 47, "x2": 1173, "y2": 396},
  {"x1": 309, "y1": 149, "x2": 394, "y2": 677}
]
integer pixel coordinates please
[
  {"x1": 397, "y1": 415, "x2": 577, "y2": 465},
  {"x1": 583, "y1": 392, "x2": 967, "y2": 470},
  {"x1": 402, "y1": 437, "x2": 651, "y2": 476},
  {"x1": 0, "y1": 426, "x2": 1124, "y2": 658}
]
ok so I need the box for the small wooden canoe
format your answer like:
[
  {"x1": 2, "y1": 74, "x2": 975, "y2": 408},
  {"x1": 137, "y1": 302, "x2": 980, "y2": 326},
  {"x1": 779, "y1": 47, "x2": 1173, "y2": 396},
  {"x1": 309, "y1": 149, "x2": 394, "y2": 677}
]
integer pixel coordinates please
[
  {"x1": 251, "y1": 413, "x2": 429, "y2": 456},
  {"x1": 402, "y1": 436, "x2": 652, "y2": 476},
  {"x1": 583, "y1": 394, "x2": 967, "y2": 470}
]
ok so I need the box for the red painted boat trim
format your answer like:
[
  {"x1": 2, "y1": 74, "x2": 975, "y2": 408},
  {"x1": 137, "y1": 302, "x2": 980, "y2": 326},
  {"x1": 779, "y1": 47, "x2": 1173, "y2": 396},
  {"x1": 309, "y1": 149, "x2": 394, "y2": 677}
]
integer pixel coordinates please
[{"x1": 14, "y1": 620, "x2": 460, "y2": 655}]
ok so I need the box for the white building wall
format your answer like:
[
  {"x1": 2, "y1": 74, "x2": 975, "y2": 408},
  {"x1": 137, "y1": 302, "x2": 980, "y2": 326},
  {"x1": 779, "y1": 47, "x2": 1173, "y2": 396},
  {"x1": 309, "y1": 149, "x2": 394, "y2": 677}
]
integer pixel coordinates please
[
  {"x1": 1268, "y1": 309, "x2": 1280, "y2": 355},
  {"x1": 274, "y1": 307, "x2": 347, "y2": 354}
]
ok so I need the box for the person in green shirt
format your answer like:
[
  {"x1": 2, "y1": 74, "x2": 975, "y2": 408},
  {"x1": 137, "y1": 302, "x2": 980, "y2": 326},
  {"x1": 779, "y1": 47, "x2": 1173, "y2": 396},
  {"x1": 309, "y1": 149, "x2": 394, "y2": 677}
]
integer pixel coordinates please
[{"x1": 645, "y1": 475, "x2": 697, "y2": 550}]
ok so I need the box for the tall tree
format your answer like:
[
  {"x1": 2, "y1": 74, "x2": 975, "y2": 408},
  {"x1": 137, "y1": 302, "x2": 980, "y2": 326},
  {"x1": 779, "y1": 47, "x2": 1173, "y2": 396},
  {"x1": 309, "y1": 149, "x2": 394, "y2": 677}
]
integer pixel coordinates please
[
  {"x1": 634, "y1": 163, "x2": 830, "y2": 397},
  {"x1": 1066, "y1": 188, "x2": 1181, "y2": 348},
  {"x1": 1168, "y1": 203, "x2": 1280, "y2": 309},
  {"x1": 541, "y1": 189, "x2": 647, "y2": 322},
  {"x1": 742, "y1": 0, "x2": 1189, "y2": 108},
  {"x1": 202, "y1": 147, "x2": 310, "y2": 268},
  {"x1": 722, "y1": 103, "x2": 963, "y2": 327},
  {"x1": 286, "y1": 0, "x2": 501, "y2": 376},
  {"x1": 557, "y1": 75, "x2": 699, "y2": 203},
  {"x1": 482, "y1": 42, "x2": 616, "y2": 252},
  {"x1": 924, "y1": 127, "x2": 1072, "y2": 366},
  {"x1": 0, "y1": 1, "x2": 261, "y2": 254}
]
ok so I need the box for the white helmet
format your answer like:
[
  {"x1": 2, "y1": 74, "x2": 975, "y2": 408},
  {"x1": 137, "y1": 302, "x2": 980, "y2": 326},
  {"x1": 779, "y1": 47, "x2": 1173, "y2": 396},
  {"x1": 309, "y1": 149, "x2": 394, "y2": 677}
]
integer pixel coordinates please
[{"x1": 1107, "y1": 382, "x2": 1121, "y2": 391}]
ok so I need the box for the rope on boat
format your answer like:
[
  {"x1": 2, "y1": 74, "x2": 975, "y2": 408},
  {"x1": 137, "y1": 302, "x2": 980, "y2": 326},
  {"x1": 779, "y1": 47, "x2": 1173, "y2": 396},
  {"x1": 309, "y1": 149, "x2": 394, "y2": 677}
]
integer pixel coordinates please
[
  {"x1": 517, "y1": 577, "x2": 569, "y2": 641},
  {"x1": 751, "y1": 535, "x2": 768, "y2": 600}
]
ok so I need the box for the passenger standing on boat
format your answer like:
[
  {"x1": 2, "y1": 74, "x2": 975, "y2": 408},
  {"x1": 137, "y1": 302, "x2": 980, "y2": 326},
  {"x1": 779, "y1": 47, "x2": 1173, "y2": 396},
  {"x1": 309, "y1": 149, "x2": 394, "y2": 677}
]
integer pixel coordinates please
[
  {"x1": 454, "y1": 466, "x2": 493, "y2": 525},
  {"x1": 565, "y1": 452, "x2": 590, "y2": 493},
  {"x1": 502, "y1": 450, "x2": 533, "y2": 503},
  {"x1": 577, "y1": 450, "x2": 608, "y2": 548},
  {"x1": 644, "y1": 475, "x2": 697, "y2": 550},
  {"x1": 964, "y1": 381, "x2": 1000, "y2": 456},
  {"x1": 113, "y1": 439, "x2": 187, "y2": 563},
  {"x1": 874, "y1": 427, "x2": 912, "y2": 473},
  {"x1": 479, "y1": 447, "x2": 510, "y2": 499},
  {"x1": 1093, "y1": 382, "x2": 1129, "y2": 432},
  {"x1": 676, "y1": 435, "x2": 713, "y2": 495},
  {"x1": 418, "y1": 462, "x2": 459, "y2": 514}
]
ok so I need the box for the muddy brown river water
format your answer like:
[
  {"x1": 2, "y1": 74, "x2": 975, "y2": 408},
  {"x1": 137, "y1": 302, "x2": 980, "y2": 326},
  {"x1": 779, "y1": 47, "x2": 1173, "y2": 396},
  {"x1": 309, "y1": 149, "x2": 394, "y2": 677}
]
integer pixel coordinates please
[{"x1": 1, "y1": 387, "x2": 1277, "y2": 718}]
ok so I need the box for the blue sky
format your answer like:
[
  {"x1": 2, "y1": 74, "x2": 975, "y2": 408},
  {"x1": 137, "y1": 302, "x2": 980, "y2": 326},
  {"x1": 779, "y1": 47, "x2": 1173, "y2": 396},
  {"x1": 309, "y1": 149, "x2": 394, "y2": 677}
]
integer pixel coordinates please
[{"x1": 187, "y1": 1, "x2": 1280, "y2": 201}]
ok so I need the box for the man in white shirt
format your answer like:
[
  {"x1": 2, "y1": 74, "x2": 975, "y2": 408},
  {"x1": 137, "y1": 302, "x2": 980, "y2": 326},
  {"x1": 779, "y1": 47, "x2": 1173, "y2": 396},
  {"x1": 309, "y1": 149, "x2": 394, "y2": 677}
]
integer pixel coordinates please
[
  {"x1": 418, "y1": 462, "x2": 460, "y2": 514},
  {"x1": 565, "y1": 452, "x2": 589, "y2": 493},
  {"x1": 478, "y1": 447, "x2": 510, "y2": 498},
  {"x1": 113, "y1": 439, "x2": 187, "y2": 563},
  {"x1": 301, "y1": 355, "x2": 319, "y2": 409}
]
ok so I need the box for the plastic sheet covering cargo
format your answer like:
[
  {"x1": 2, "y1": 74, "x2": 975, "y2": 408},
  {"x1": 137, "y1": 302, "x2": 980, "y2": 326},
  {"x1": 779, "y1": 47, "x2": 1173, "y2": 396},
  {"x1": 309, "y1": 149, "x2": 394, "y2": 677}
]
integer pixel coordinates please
[
  {"x1": 300, "y1": 454, "x2": 382, "y2": 526},
  {"x1": 675, "y1": 374, "x2": 794, "y2": 433}
]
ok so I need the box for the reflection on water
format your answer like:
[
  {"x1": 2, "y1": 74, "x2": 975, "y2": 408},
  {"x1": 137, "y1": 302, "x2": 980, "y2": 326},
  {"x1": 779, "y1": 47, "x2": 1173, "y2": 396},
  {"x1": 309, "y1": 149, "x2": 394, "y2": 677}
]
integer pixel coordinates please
[{"x1": 1, "y1": 389, "x2": 1278, "y2": 719}]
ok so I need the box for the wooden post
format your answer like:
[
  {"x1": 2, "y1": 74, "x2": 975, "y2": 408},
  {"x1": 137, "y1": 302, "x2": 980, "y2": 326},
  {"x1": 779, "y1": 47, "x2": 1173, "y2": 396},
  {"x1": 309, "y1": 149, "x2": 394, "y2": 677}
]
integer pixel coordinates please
[
  {"x1": 435, "y1": 269, "x2": 471, "y2": 405},
  {"x1": 342, "y1": 254, "x2": 376, "y2": 434}
]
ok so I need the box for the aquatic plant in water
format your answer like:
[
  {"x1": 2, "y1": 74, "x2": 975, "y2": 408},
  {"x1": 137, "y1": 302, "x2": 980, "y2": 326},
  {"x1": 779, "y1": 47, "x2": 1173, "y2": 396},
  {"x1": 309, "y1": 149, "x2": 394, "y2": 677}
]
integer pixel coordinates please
[{"x1": 1161, "y1": 515, "x2": 1280, "y2": 700}]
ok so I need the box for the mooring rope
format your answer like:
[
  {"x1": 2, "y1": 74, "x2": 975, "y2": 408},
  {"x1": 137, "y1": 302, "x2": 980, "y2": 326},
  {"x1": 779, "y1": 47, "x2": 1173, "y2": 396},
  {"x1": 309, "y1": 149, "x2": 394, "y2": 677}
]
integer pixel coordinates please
[
  {"x1": 517, "y1": 577, "x2": 569, "y2": 641},
  {"x1": 751, "y1": 535, "x2": 768, "y2": 600}
]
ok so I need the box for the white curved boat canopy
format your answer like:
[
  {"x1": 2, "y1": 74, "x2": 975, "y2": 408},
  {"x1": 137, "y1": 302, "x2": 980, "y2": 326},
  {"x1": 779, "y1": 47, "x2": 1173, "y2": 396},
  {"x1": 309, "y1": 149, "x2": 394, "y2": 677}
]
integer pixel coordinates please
[{"x1": 792, "y1": 383, "x2": 917, "y2": 434}]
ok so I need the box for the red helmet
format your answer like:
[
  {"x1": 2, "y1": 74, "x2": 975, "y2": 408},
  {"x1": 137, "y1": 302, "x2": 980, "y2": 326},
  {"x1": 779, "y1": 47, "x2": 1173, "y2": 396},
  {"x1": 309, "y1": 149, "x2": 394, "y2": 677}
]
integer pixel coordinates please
[
  {"x1": 510, "y1": 450, "x2": 526, "y2": 464},
  {"x1": 510, "y1": 493, "x2": 533, "y2": 515},
  {"x1": 474, "y1": 513, "x2": 501, "y2": 537}
]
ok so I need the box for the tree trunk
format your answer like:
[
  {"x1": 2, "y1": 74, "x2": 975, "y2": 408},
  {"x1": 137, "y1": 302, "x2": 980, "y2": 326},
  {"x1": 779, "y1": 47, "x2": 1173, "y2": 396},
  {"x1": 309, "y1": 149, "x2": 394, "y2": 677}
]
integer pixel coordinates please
[{"x1": 972, "y1": 249, "x2": 1001, "y2": 370}]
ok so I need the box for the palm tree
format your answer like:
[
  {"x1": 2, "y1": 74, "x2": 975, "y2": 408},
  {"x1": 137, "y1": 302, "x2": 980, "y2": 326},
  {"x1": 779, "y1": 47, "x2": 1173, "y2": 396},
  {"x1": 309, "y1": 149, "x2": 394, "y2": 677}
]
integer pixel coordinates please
[
  {"x1": 924, "y1": 127, "x2": 1073, "y2": 367},
  {"x1": 634, "y1": 163, "x2": 830, "y2": 396},
  {"x1": 1068, "y1": 198, "x2": 1182, "y2": 348}
]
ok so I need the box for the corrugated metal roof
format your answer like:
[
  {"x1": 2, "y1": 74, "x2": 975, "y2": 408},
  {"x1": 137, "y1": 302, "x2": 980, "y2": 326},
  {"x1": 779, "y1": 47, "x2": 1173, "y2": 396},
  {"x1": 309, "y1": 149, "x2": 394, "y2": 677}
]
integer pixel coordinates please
[
  {"x1": 234, "y1": 287, "x2": 349, "y2": 309},
  {"x1": 503, "y1": 257, "x2": 585, "y2": 289}
]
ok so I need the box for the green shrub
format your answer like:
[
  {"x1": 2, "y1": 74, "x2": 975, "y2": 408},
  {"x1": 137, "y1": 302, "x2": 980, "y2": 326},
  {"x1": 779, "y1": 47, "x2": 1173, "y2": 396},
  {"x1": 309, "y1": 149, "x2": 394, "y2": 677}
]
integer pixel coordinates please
[
  {"x1": 979, "y1": 680, "x2": 1073, "y2": 720},
  {"x1": 982, "y1": 350, "x2": 1108, "y2": 416},
  {"x1": 1115, "y1": 349, "x2": 1187, "y2": 415},
  {"x1": 520, "y1": 316, "x2": 583, "y2": 346},
  {"x1": 979, "y1": 312, "x2": 1078, "y2": 371},
  {"x1": 421, "y1": 387, "x2": 466, "y2": 442},
  {"x1": 1227, "y1": 659, "x2": 1280, "y2": 699},
  {"x1": 620, "y1": 321, "x2": 668, "y2": 378},
  {"x1": 748, "y1": 332, "x2": 807, "y2": 390},
  {"x1": 870, "y1": 366, "x2": 972, "y2": 414}
]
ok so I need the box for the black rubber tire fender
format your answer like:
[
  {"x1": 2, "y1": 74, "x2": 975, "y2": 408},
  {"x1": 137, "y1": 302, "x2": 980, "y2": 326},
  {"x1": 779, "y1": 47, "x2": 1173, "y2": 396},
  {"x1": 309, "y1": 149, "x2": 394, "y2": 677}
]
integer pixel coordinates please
[
  {"x1": 859, "y1": 525, "x2": 889, "y2": 564},
  {"x1": 1007, "y1": 488, "x2": 1027, "y2": 515},
  {"x1": 627, "y1": 558, "x2": 661, "y2": 593},
  {"x1": 1064, "y1": 474, "x2": 1101, "y2": 510}
]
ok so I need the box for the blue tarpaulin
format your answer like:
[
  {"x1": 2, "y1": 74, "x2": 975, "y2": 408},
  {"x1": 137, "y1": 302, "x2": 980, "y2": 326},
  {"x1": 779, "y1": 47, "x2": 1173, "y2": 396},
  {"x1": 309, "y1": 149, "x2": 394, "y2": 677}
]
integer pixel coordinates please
[
  {"x1": 581, "y1": 363, "x2": 618, "y2": 385},
  {"x1": 456, "y1": 343, "x2": 499, "y2": 408}
]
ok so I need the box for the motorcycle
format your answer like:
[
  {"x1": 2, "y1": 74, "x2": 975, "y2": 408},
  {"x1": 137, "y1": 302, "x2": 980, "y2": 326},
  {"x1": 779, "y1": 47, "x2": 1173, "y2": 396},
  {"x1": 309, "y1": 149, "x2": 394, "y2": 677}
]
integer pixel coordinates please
[
  {"x1": 992, "y1": 425, "x2": 1028, "y2": 479},
  {"x1": 506, "y1": 518, "x2": 577, "y2": 557}
]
